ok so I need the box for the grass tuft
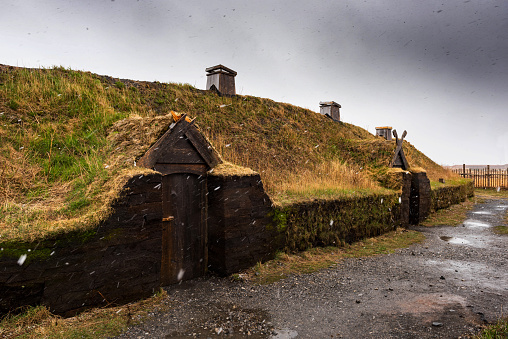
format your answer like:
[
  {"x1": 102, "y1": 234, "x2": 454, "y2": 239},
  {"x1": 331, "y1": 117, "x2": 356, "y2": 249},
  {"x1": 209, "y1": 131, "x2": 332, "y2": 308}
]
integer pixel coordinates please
[
  {"x1": 0, "y1": 289, "x2": 169, "y2": 339},
  {"x1": 493, "y1": 226, "x2": 508, "y2": 235},
  {"x1": 473, "y1": 317, "x2": 508, "y2": 339},
  {"x1": 421, "y1": 198, "x2": 475, "y2": 227}
]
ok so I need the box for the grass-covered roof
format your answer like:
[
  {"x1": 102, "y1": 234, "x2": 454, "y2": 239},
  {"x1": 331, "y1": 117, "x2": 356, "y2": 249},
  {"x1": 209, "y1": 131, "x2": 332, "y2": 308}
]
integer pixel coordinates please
[{"x1": 0, "y1": 65, "x2": 457, "y2": 241}]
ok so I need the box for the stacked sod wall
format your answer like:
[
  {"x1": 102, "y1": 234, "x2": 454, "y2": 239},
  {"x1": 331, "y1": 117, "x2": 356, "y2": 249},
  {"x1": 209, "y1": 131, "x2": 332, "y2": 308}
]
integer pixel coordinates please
[
  {"x1": 0, "y1": 172, "x2": 475, "y2": 315},
  {"x1": 0, "y1": 174, "x2": 164, "y2": 316},
  {"x1": 272, "y1": 193, "x2": 402, "y2": 253},
  {"x1": 430, "y1": 180, "x2": 475, "y2": 212}
]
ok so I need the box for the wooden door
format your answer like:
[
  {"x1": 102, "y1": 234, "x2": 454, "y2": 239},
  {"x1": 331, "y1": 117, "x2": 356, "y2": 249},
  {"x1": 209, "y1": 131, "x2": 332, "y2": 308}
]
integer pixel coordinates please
[{"x1": 160, "y1": 173, "x2": 207, "y2": 285}]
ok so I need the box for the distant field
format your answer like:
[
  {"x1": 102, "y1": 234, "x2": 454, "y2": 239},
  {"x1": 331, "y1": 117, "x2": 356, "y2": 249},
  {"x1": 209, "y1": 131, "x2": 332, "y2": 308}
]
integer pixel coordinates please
[{"x1": 447, "y1": 164, "x2": 508, "y2": 170}]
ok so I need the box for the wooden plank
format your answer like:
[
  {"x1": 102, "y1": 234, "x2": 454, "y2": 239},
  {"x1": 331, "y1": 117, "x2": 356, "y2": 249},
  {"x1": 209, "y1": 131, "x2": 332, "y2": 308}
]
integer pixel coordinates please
[
  {"x1": 137, "y1": 117, "x2": 194, "y2": 169},
  {"x1": 160, "y1": 216, "x2": 173, "y2": 286},
  {"x1": 487, "y1": 165, "x2": 490, "y2": 187},
  {"x1": 138, "y1": 115, "x2": 221, "y2": 172},
  {"x1": 160, "y1": 173, "x2": 207, "y2": 286},
  {"x1": 153, "y1": 163, "x2": 207, "y2": 176},
  {"x1": 159, "y1": 136, "x2": 206, "y2": 164},
  {"x1": 184, "y1": 127, "x2": 222, "y2": 168}
]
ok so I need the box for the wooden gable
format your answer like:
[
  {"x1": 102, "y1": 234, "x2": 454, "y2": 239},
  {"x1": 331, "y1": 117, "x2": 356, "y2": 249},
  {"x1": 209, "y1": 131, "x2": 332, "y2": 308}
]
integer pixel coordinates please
[
  {"x1": 137, "y1": 114, "x2": 222, "y2": 175},
  {"x1": 390, "y1": 129, "x2": 409, "y2": 170}
]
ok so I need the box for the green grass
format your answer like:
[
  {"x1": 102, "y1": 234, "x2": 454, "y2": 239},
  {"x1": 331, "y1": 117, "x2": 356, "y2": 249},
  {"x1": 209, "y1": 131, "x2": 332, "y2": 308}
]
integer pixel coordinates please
[
  {"x1": 421, "y1": 198, "x2": 475, "y2": 227},
  {"x1": 493, "y1": 226, "x2": 508, "y2": 235},
  {"x1": 430, "y1": 178, "x2": 473, "y2": 189},
  {"x1": 0, "y1": 290, "x2": 169, "y2": 339},
  {"x1": 473, "y1": 317, "x2": 508, "y2": 338},
  {"x1": 242, "y1": 229, "x2": 425, "y2": 284},
  {"x1": 0, "y1": 65, "x2": 457, "y2": 242},
  {"x1": 474, "y1": 188, "x2": 508, "y2": 199}
]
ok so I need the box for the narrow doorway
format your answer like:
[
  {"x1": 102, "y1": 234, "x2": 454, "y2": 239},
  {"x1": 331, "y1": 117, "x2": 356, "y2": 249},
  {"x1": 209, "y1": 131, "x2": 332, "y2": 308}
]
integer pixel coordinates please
[{"x1": 160, "y1": 173, "x2": 207, "y2": 285}]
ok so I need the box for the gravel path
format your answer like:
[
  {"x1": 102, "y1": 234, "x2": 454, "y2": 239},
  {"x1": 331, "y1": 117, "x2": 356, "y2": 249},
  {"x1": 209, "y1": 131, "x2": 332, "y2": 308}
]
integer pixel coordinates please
[{"x1": 116, "y1": 198, "x2": 508, "y2": 338}]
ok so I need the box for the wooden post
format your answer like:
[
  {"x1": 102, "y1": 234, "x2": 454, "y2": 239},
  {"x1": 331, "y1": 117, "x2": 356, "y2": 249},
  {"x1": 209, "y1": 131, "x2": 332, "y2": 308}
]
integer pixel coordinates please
[
  {"x1": 463, "y1": 164, "x2": 466, "y2": 178},
  {"x1": 487, "y1": 165, "x2": 490, "y2": 188}
]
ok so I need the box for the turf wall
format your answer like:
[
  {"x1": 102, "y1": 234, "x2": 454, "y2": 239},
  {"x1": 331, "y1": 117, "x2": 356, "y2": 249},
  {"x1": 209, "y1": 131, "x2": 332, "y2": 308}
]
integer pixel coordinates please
[
  {"x1": 0, "y1": 174, "x2": 164, "y2": 316},
  {"x1": 430, "y1": 180, "x2": 475, "y2": 212},
  {"x1": 272, "y1": 192, "x2": 402, "y2": 253}
]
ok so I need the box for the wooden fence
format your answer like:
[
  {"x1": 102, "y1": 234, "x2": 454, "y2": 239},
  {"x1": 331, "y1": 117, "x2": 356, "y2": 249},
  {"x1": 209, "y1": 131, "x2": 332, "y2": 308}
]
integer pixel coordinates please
[{"x1": 452, "y1": 165, "x2": 508, "y2": 189}]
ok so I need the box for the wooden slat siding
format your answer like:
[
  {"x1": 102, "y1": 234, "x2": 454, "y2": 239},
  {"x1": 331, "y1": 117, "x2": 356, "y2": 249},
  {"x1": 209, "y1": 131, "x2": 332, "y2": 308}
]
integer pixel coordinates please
[
  {"x1": 138, "y1": 114, "x2": 221, "y2": 171},
  {"x1": 454, "y1": 165, "x2": 508, "y2": 188},
  {"x1": 160, "y1": 173, "x2": 207, "y2": 285},
  {"x1": 154, "y1": 163, "x2": 207, "y2": 176},
  {"x1": 159, "y1": 136, "x2": 206, "y2": 164},
  {"x1": 184, "y1": 127, "x2": 222, "y2": 168},
  {"x1": 137, "y1": 116, "x2": 194, "y2": 169},
  {"x1": 160, "y1": 217, "x2": 174, "y2": 286}
]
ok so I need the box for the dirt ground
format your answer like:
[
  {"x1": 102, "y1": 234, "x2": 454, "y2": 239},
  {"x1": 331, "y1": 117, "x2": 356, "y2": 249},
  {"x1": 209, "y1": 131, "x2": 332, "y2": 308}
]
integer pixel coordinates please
[{"x1": 116, "y1": 198, "x2": 508, "y2": 339}]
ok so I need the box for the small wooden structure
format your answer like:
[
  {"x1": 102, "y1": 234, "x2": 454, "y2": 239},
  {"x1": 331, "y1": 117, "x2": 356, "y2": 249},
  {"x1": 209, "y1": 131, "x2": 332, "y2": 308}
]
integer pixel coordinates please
[
  {"x1": 376, "y1": 126, "x2": 392, "y2": 140},
  {"x1": 390, "y1": 129, "x2": 409, "y2": 170},
  {"x1": 138, "y1": 114, "x2": 221, "y2": 285},
  {"x1": 206, "y1": 64, "x2": 237, "y2": 96},
  {"x1": 319, "y1": 101, "x2": 341, "y2": 121}
]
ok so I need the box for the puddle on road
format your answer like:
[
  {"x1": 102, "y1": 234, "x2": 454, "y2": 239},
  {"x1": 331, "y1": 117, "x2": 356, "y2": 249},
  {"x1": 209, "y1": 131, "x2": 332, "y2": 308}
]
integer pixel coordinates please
[
  {"x1": 472, "y1": 211, "x2": 493, "y2": 215},
  {"x1": 463, "y1": 219, "x2": 491, "y2": 228},
  {"x1": 425, "y1": 259, "x2": 508, "y2": 292},
  {"x1": 271, "y1": 329, "x2": 299, "y2": 338},
  {"x1": 440, "y1": 236, "x2": 470, "y2": 245}
]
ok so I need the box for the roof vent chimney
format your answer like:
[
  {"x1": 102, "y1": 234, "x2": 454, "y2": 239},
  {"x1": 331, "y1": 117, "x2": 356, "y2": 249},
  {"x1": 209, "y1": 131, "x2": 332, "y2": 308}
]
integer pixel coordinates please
[
  {"x1": 205, "y1": 64, "x2": 237, "y2": 96},
  {"x1": 319, "y1": 101, "x2": 341, "y2": 121},
  {"x1": 375, "y1": 126, "x2": 393, "y2": 140}
]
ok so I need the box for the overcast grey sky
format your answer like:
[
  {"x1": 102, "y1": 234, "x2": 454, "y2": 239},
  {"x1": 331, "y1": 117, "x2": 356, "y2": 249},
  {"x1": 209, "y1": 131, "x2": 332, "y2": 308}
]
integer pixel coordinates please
[{"x1": 1, "y1": 0, "x2": 507, "y2": 165}]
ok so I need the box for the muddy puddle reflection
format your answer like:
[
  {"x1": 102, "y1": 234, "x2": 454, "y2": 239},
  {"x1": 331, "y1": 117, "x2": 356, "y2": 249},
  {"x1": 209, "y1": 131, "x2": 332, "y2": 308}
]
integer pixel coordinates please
[
  {"x1": 163, "y1": 303, "x2": 301, "y2": 338},
  {"x1": 471, "y1": 210, "x2": 493, "y2": 215},
  {"x1": 462, "y1": 219, "x2": 491, "y2": 228},
  {"x1": 440, "y1": 236, "x2": 470, "y2": 245},
  {"x1": 271, "y1": 329, "x2": 299, "y2": 338}
]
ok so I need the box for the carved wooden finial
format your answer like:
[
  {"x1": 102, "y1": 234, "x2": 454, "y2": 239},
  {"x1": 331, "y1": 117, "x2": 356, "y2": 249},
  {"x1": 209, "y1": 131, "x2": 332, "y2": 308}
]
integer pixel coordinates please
[{"x1": 390, "y1": 129, "x2": 409, "y2": 170}]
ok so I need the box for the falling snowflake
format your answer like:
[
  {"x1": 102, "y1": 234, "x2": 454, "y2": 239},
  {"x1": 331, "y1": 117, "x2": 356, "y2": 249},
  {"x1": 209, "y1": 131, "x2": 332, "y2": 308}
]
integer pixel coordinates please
[
  {"x1": 177, "y1": 269, "x2": 185, "y2": 281},
  {"x1": 17, "y1": 254, "x2": 27, "y2": 266}
]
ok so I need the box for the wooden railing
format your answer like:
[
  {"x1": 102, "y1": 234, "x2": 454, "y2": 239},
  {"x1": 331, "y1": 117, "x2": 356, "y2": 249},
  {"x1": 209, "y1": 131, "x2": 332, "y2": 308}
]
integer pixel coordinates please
[{"x1": 452, "y1": 165, "x2": 508, "y2": 189}]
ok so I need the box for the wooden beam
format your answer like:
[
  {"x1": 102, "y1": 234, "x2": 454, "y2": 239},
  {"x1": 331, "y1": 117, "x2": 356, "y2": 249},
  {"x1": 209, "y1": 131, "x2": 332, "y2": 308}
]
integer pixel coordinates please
[
  {"x1": 184, "y1": 127, "x2": 222, "y2": 169},
  {"x1": 154, "y1": 163, "x2": 207, "y2": 176},
  {"x1": 137, "y1": 116, "x2": 194, "y2": 169}
]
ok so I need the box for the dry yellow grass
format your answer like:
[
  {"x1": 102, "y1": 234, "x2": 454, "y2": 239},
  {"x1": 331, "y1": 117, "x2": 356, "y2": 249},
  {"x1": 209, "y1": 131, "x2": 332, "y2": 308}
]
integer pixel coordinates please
[
  {"x1": 0, "y1": 65, "x2": 457, "y2": 241},
  {"x1": 210, "y1": 131, "x2": 381, "y2": 203}
]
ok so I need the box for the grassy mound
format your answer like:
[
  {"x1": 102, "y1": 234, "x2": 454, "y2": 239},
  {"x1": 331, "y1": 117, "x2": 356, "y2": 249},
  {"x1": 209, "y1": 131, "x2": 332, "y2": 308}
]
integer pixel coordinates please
[{"x1": 0, "y1": 65, "x2": 456, "y2": 241}]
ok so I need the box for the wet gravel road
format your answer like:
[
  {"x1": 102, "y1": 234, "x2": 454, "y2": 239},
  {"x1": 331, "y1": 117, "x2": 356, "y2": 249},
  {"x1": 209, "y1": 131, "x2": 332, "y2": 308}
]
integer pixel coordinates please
[{"x1": 116, "y1": 198, "x2": 508, "y2": 338}]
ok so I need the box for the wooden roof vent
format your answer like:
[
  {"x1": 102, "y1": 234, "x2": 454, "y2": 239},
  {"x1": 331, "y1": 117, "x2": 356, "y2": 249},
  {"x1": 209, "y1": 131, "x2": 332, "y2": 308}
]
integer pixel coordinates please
[
  {"x1": 206, "y1": 64, "x2": 237, "y2": 96},
  {"x1": 319, "y1": 101, "x2": 341, "y2": 122},
  {"x1": 375, "y1": 126, "x2": 393, "y2": 140}
]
